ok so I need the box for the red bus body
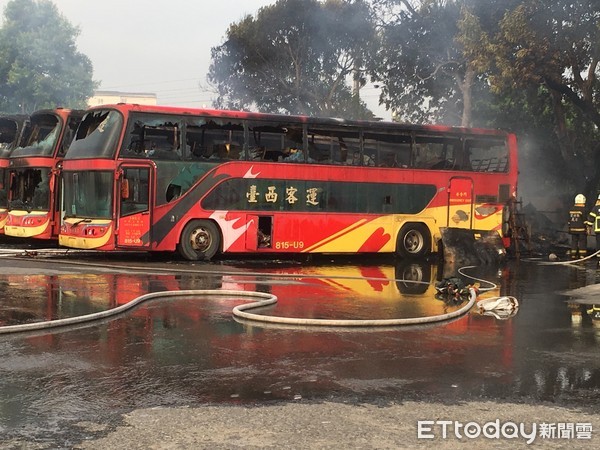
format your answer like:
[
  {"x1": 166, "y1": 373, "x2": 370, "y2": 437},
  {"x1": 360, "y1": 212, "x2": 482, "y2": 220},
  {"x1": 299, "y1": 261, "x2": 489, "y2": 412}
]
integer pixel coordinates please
[
  {"x1": 59, "y1": 104, "x2": 518, "y2": 260},
  {"x1": 4, "y1": 108, "x2": 84, "y2": 240},
  {"x1": 0, "y1": 114, "x2": 28, "y2": 234}
]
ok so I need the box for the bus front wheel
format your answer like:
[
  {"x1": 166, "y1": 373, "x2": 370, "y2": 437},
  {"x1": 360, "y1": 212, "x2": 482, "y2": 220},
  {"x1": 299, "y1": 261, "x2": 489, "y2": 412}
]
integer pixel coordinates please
[
  {"x1": 396, "y1": 223, "x2": 431, "y2": 259},
  {"x1": 177, "y1": 220, "x2": 220, "y2": 261}
]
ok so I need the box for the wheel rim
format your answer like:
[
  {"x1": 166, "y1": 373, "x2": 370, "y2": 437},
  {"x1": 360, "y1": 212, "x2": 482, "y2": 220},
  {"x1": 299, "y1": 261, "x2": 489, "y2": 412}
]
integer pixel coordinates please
[
  {"x1": 189, "y1": 226, "x2": 212, "y2": 253},
  {"x1": 404, "y1": 230, "x2": 424, "y2": 254}
]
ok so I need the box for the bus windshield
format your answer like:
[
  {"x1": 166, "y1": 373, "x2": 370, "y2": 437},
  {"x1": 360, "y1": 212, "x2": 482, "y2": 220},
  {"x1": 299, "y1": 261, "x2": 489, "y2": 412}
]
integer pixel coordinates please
[
  {"x1": 0, "y1": 117, "x2": 22, "y2": 158},
  {"x1": 11, "y1": 114, "x2": 61, "y2": 158},
  {"x1": 63, "y1": 171, "x2": 113, "y2": 219},
  {"x1": 8, "y1": 168, "x2": 51, "y2": 211},
  {"x1": 67, "y1": 109, "x2": 123, "y2": 159}
]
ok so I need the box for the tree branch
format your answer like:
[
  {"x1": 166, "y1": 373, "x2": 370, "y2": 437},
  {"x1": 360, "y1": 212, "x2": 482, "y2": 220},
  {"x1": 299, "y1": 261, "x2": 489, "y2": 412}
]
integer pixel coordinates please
[{"x1": 543, "y1": 75, "x2": 600, "y2": 128}]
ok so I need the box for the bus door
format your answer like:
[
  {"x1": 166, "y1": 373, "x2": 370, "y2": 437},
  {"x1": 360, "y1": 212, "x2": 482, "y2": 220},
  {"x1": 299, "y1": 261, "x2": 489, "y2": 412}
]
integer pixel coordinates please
[
  {"x1": 245, "y1": 215, "x2": 273, "y2": 250},
  {"x1": 447, "y1": 177, "x2": 473, "y2": 229},
  {"x1": 117, "y1": 164, "x2": 153, "y2": 248}
]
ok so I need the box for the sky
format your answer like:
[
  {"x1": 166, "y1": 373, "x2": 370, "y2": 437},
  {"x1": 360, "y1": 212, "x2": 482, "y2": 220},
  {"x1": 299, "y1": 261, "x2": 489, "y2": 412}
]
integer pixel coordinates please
[{"x1": 0, "y1": 0, "x2": 390, "y2": 119}]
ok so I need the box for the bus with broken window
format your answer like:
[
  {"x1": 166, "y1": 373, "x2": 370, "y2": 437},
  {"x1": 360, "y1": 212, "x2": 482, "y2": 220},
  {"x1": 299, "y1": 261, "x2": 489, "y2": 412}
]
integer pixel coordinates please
[
  {"x1": 58, "y1": 103, "x2": 517, "y2": 260},
  {"x1": 0, "y1": 113, "x2": 28, "y2": 233},
  {"x1": 4, "y1": 108, "x2": 84, "y2": 240}
]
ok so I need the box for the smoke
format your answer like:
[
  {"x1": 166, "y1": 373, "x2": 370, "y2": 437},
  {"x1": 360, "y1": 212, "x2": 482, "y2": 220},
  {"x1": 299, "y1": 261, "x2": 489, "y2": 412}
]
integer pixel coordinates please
[{"x1": 517, "y1": 135, "x2": 570, "y2": 228}]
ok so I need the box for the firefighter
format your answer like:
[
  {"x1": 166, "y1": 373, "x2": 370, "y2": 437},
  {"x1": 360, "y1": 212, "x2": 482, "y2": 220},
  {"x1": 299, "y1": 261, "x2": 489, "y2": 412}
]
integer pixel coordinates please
[
  {"x1": 568, "y1": 194, "x2": 587, "y2": 259},
  {"x1": 585, "y1": 193, "x2": 600, "y2": 265}
]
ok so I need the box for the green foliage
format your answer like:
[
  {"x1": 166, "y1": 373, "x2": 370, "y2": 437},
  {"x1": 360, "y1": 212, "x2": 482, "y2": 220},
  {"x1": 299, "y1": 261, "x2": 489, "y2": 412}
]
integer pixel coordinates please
[
  {"x1": 0, "y1": 0, "x2": 97, "y2": 113},
  {"x1": 484, "y1": 0, "x2": 600, "y2": 197},
  {"x1": 370, "y1": 0, "x2": 600, "y2": 202},
  {"x1": 490, "y1": 1, "x2": 600, "y2": 122},
  {"x1": 208, "y1": 0, "x2": 376, "y2": 119},
  {"x1": 370, "y1": 0, "x2": 522, "y2": 127}
]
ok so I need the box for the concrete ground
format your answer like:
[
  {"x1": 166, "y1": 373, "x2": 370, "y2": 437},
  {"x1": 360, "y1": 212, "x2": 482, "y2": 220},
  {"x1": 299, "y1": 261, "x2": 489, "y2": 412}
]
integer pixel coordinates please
[{"x1": 66, "y1": 401, "x2": 599, "y2": 449}]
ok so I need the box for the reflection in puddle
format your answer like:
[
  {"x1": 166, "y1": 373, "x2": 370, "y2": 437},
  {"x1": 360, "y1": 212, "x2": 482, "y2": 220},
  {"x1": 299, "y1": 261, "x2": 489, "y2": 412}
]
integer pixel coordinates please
[
  {"x1": 0, "y1": 259, "x2": 488, "y2": 327},
  {"x1": 0, "y1": 273, "x2": 184, "y2": 326}
]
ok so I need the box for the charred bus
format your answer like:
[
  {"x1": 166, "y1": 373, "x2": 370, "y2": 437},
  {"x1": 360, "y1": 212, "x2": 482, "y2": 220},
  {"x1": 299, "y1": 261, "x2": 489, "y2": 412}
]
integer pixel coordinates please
[
  {"x1": 4, "y1": 108, "x2": 84, "y2": 239},
  {"x1": 59, "y1": 104, "x2": 517, "y2": 260}
]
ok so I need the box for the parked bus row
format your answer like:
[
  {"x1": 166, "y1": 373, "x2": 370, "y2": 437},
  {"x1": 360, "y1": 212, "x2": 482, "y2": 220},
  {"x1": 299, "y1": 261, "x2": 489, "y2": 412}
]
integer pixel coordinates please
[
  {"x1": 0, "y1": 104, "x2": 518, "y2": 260},
  {"x1": 1, "y1": 109, "x2": 84, "y2": 239}
]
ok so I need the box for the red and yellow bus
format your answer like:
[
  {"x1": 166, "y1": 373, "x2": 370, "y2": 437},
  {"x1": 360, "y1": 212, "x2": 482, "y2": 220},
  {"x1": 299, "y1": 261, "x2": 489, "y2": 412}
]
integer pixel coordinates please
[
  {"x1": 0, "y1": 114, "x2": 28, "y2": 233},
  {"x1": 4, "y1": 108, "x2": 84, "y2": 239},
  {"x1": 58, "y1": 104, "x2": 517, "y2": 260}
]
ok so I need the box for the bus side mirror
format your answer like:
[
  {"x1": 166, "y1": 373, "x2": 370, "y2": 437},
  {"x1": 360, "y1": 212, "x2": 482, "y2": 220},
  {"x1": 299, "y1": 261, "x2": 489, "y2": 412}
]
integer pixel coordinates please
[{"x1": 121, "y1": 179, "x2": 130, "y2": 200}]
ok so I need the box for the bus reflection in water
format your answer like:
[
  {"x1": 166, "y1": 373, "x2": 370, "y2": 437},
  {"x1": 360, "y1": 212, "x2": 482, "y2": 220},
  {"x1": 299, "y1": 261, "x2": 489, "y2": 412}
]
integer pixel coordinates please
[
  {"x1": 58, "y1": 104, "x2": 517, "y2": 261},
  {"x1": 0, "y1": 259, "x2": 497, "y2": 329},
  {"x1": 0, "y1": 260, "x2": 441, "y2": 327},
  {"x1": 0, "y1": 259, "x2": 521, "y2": 407}
]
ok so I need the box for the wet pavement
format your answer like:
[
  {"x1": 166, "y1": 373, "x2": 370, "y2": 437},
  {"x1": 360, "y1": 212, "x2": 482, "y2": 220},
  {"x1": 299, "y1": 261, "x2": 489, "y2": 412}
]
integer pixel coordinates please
[{"x1": 1, "y1": 248, "x2": 600, "y2": 448}]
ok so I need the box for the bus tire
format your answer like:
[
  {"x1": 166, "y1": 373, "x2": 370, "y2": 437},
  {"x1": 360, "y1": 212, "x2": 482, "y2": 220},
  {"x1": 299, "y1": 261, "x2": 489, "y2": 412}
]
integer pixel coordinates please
[
  {"x1": 177, "y1": 220, "x2": 220, "y2": 261},
  {"x1": 396, "y1": 223, "x2": 431, "y2": 259}
]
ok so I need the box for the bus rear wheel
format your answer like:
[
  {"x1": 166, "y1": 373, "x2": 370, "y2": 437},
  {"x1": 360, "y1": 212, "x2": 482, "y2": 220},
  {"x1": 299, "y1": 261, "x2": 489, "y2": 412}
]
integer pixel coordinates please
[
  {"x1": 177, "y1": 220, "x2": 220, "y2": 261},
  {"x1": 396, "y1": 223, "x2": 431, "y2": 259}
]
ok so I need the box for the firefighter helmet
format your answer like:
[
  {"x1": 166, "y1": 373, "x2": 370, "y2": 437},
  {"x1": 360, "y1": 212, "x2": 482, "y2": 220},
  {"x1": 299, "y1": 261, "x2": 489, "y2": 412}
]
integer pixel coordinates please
[{"x1": 575, "y1": 194, "x2": 586, "y2": 204}]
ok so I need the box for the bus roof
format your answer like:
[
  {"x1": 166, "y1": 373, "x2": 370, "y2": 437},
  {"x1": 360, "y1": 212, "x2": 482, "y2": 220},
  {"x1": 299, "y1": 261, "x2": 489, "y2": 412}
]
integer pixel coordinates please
[
  {"x1": 86, "y1": 103, "x2": 512, "y2": 138},
  {"x1": 29, "y1": 108, "x2": 86, "y2": 119}
]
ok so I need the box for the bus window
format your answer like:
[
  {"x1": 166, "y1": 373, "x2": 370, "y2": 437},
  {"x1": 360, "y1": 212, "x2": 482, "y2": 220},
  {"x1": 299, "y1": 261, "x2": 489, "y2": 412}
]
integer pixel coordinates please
[
  {"x1": 9, "y1": 168, "x2": 50, "y2": 211},
  {"x1": 306, "y1": 128, "x2": 360, "y2": 165},
  {"x1": 466, "y1": 138, "x2": 508, "y2": 172},
  {"x1": 363, "y1": 132, "x2": 411, "y2": 167},
  {"x1": 248, "y1": 122, "x2": 304, "y2": 162},
  {"x1": 63, "y1": 171, "x2": 113, "y2": 218},
  {"x1": 69, "y1": 110, "x2": 123, "y2": 159},
  {"x1": 0, "y1": 125, "x2": 15, "y2": 148},
  {"x1": 186, "y1": 118, "x2": 244, "y2": 161},
  {"x1": 121, "y1": 114, "x2": 182, "y2": 160},
  {"x1": 413, "y1": 135, "x2": 463, "y2": 170},
  {"x1": 120, "y1": 168, "x2": 149, "y2": 216},
  {"x1": 13, "y1": 114, "x2": 61, "y2": 158},
  {"x1": 0, "y1": 118, "x2": 19, "y2": 156},
  {"x1": 58, "y1": 115, "x2": 83, "y2": 156}
]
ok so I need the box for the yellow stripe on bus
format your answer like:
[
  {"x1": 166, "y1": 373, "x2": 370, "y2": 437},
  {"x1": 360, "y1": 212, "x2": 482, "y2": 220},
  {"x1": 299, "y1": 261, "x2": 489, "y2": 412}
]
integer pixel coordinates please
[
  {"x1": 4, "y1": 220, "x2": 49, "y2": 238},
  {"x1": 58, "y1": 224, "x2": 113, "y2": 249}
]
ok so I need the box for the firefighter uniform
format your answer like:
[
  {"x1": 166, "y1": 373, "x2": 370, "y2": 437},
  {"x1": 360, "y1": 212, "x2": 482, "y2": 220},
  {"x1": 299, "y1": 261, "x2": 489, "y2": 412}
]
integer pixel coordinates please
[
  {"x1": 568, "y1": 194, "x2": 587, "y2": 259},
  {"x1": 585, "y1": 194, "x2": 600, "y2": 263}
]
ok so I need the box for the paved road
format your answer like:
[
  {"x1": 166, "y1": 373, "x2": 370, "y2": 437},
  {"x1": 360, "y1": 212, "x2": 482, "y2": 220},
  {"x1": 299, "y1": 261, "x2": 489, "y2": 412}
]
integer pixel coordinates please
[{"x1": 0, "y1": 250, "x2": 599, "y2": 449}]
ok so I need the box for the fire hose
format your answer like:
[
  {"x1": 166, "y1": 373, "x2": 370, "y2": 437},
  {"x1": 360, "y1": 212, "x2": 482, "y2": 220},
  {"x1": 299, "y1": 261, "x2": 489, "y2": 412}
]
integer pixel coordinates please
[
  {"x1": 538, "y1": 249, "x2": 600, "y2": 266},
  {"x1": 0, "y1": 254, "x2": 502, "y2": 334}
]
